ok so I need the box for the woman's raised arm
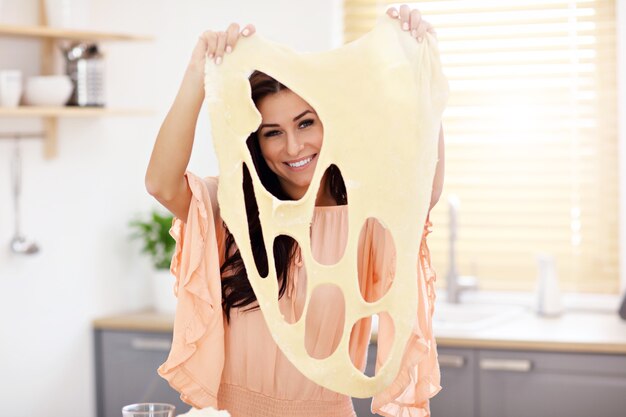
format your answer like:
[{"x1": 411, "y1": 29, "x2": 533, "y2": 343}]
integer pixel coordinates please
[{"x1": 145, "y1": 23, "x2": 255, "y2": 221}]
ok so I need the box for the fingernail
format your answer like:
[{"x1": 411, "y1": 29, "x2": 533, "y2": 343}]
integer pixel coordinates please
[
  {"x1": 226, "y1": 45, "x2": 232, "y2": 53},
  {"x1": 402, "y1": 22, "x2": 409, "y2": 30},
  {"x1": 242, "y1": 28, "x2": 249, "y2": 36},
  {"x1": 208, "y1": 53, "x2": 214, "y2": 59},
  {"x1": 411, "y1": 29, "x2": 417, "y2": 38},
  {"x1": 418, "y1": 36, "x2": 423, "y2": 43},
  {"x1": 391, "y1": 10, "x2": 398, "y2": 17},
  {"x1": 215, "y1": 56, "x2": 222, "y2": 65}
]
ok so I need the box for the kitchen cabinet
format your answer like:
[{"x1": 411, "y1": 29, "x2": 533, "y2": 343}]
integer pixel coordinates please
[
  {"x1": 478, "y1": 349, "x2": 626, "y2": 417},
  {"x1": 0, "y1": 0, "x2": 153, "y2": 159},
  {"x1": 93, "y1": 310, "x2": 626, "y2": 417},
  {"x1": 96, "y1": 328, "x2": 380, "y2": 417},
  {"x1": 352, "y1": 344, "x2": 378, "y2": 417},
  {"x1": 430, "y1": 347, "x2": 626, "y2": 417},
  {"x1": 94, "y1": 329, "x2": 189, "y2": 417},
  {"x1": 430, "y1": 347, "x2": 476, "y2": 417}
]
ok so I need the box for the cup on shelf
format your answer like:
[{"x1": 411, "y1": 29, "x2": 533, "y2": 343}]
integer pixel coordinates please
[
  {"x1": 122, "y1": 403, "x2": 175, "y2": 417},
  {"x1": 0, "y1": 70, "x2": 23, "y2": 107}
]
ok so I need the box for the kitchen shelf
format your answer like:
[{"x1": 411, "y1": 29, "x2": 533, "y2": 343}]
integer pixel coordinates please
[
  {"x1": 0, "y1": 106, "x2": 153, "y2": 159},
  {"x1": 0, "y1": 106, "x2": 153, "y2": 117},
  {"x1": 0, "y1": 0, "x2": 155, "y2": 159},
  {"x1": 0, "y1": 24, "x2": 154, "y2": 42}
]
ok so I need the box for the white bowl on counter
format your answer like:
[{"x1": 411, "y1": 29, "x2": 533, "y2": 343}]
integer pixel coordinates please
[{"x1": 24, "y1": 75, "x2": 73, "y2": 106}]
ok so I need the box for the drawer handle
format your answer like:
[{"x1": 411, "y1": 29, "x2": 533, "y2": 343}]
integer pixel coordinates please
[
  {"x1": 130, "y1": 337, "x2": 172, "y2": 352},
  {"x1": 480, "y1": 358, "x2": 532, "y2": 372},
  {"x1": 439, "y1": 354, "x2": 466, "y2": 368}
]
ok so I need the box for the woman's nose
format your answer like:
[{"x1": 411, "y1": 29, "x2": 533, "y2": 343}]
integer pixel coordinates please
[{"x1": 285, "y1": 132, "x2": 304, "y2": 156}]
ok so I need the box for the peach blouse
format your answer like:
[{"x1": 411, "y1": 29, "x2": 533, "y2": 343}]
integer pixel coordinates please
[{"x1": 157, "y1": 172, "x2": 441, "y2": 417}]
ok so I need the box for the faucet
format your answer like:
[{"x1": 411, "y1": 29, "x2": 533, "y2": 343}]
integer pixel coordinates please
[{"x1": 446, "y1": 194, "x2": 478, "y2": 303}]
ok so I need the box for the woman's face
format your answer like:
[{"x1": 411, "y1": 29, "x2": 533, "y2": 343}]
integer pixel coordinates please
[{"x1": 257, "y1": 89, "x2": 324, "y2": 200}]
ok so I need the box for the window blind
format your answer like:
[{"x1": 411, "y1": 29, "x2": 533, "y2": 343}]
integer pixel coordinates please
[{"x1": 344, "y1": 0, "x2": 618, "y2": 293}]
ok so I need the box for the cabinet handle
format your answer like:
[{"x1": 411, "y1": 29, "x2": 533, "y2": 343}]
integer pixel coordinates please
[
  {"x1": 130, "y1": 337, "x2": 172, "y2": 352},
  {"x1": 479, "y1": 358, "x2": 532, "y2": 372},
  {"x1": 439, "y1": 354, "x2": 466, "y2": 368}
]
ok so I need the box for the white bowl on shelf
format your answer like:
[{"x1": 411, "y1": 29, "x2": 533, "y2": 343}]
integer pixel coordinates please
[{"x1": 24, "y1": 75, "x2": 73, "y2": 106}]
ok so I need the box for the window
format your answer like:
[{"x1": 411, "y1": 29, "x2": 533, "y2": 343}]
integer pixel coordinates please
[{"x1": 344, "y1": 0, "x2": 618, "y2": 293}]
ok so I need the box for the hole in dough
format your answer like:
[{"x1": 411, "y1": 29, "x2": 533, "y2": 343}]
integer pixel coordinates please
[
  {"x1": 311, "y1": 164, "x2": 348, "y2": 265},
  {"x1": 304, "y1": 284, "x2": 345, "y2": 359},
  {"x1": 242, "y1": 162, "x2": 269, "y2": 278},
  {"x1": 357, "y1": 218, "x2": 397, "y2": 303},
  {"x1": 244, "y1": 70, "x2": 325, "y2": 201},
  {"x1": 348, "y1": 312, "x2": 395, "y2": 377},
  {"x1": 273, "y1": 235, "x2": 306, "y2": 324}
]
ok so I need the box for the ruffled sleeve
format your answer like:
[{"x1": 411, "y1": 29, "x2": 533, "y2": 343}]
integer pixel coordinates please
[
  {"x1": 157, "y1": 171, "x2": 226, "y2": 409},
  {"x1": 371, "y1": 217, "x2": 441, "y2": 417}
]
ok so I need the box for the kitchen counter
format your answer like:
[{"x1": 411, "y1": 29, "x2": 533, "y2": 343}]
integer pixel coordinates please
[
  {"x1": 93, "y1": 310, "x2": 174, "y2": 332},
  {"x1": 434, "y1": 308, "x2": 626, "y2": 354},
  {"x1": 92, "y1": 306, "x2": 626, "y2": 355}
]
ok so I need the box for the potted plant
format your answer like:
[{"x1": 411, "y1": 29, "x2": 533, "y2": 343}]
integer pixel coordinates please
[{"x1": 129, "y1": 209, "x2": 177, "y2": 314}]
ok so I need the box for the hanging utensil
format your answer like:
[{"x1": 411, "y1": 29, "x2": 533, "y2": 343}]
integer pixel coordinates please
[{"x1": 10, "y1": 137, "x2": 40, "y2": 255}]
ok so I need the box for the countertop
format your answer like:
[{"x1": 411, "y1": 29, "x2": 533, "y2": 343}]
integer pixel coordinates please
[
  {"x1": 92, "y1": 306, "x2": 626, "y2": 355},
  {"x1": 434, "y1": 308, "x2": 626, "y2": 354}
]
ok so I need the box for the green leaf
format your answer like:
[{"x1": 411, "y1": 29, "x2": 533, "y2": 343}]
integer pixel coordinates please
[{"x1": 128, "y1": 208, "x2": 175, "y2": 270}]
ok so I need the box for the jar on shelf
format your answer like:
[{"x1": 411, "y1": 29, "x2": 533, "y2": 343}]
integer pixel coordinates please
[{"x1": 63, "y1": 42, "x2": 105, "y2": 107}]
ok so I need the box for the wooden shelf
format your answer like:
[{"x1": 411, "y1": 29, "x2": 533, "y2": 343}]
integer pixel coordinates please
[
  {"x1": 0, "y1": 106, "x2": 154, "y2": 117},
  {"x1": 1, "y1": 1, "x2": 155, "y2": 160},
  {"x1": 0, "y1": 24, "x2": 153, "y2": 42},
  {"x1": 0, "y1": 106, "x2": 154, "y2": 159}
]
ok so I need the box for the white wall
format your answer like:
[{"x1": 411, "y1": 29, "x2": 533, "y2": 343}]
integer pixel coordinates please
[{"x1": 0, "y1": 1, "x2": 341, "y2": 416}]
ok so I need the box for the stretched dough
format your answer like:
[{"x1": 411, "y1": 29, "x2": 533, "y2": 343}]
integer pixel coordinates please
[{"x1": 204, "y1": 17, "x2": 448, "y2": 398}]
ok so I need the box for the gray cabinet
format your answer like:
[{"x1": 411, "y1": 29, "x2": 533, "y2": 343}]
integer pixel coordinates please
[
  {"x1": 428, "y1": 347, "x2": 626, "y2": 417},
  {"x1": 352, "y1": 344, "x2": 378, "y2": 416},
  {"x1": 95, "y1": 329, "x2": 626, "y2": 417},
  {"x1": 94, "y1": 329, "x2": 189, "y2": 417},
  {"x1": 430, "y1": 347, "x2": 476, "y2": 417},
  {"x1": 478, "y1": 349, "x2": 626, "y2": 417},
  {"x1": 353, "y1": 346, "x2": 477, "y2": 417}
]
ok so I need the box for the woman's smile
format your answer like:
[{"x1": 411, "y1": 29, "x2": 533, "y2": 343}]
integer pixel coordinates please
[{"x1": 284, "y1": 153, "x2": 318, "y2": 170}]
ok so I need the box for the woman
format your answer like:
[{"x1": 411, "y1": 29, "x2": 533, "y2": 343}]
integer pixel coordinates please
[{"x1": 146, "y1": 5, "x2": 444, "y2": 417}]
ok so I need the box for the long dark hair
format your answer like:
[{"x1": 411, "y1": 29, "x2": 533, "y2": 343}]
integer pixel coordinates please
[{"x1": 220, "y1": 70, "x2": 347, "y2": 322}]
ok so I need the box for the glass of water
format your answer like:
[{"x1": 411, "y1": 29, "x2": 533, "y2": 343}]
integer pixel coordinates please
[{"x1": 122, "y1": 403, "x2": 175, "y2": 417}]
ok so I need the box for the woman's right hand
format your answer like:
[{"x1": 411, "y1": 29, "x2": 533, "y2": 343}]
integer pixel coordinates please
[{"x1": 187, "y1": 23, "x2": 256, "y2": 74}]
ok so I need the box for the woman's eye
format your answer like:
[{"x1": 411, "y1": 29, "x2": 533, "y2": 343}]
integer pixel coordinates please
[
  {"x1": 299, "y1": 119, "x2": 314, "y2": 129},
  {"x1": 263, "y1": 130, "x2": 281, "y2": 138}
]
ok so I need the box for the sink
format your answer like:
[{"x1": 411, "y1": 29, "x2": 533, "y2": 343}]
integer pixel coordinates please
[
  {"x1": 369, "y1": 302, "x2": 528, "y2": 340},
  {"x1": 433, "y1": 302, "x2": 527, "y2": 332}
]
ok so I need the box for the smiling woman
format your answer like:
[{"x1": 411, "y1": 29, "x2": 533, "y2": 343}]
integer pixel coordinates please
[
  {"x1": 146, "y1": 5, "x2": 444, "y2": 416},
  {"x1": 246, "y1": 70, "x2": 341, "y2": 204},
  {"x1": 257, "y1": 98, "x2": 322, "y2": 199}
]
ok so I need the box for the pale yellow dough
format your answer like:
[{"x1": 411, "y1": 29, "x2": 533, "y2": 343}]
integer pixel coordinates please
[{"x1": 204, "y1": 17, "x2": 448, "y2": 398}]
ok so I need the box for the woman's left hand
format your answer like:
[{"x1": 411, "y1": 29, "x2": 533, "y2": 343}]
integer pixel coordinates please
[{"x1": 386, "y1": 4, "x2": 436, "y2": 42}]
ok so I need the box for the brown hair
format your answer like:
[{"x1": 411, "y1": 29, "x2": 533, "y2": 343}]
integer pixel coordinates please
[{"x1": 220, "y1": 71, "x2": 347, "y2": 322}]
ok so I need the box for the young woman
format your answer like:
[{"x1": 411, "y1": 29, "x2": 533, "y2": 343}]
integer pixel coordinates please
[{"x1": 146, "y1": 5, "x2": 444, "y2": 417}]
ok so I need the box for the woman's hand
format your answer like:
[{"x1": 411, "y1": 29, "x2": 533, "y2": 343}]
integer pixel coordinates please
[
  {"x1": 187, "y1": 23, "x2": 256, "y2": 74},
  {"x1": 386, "y1": 5, "x2": 435, "y2": 42}
]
